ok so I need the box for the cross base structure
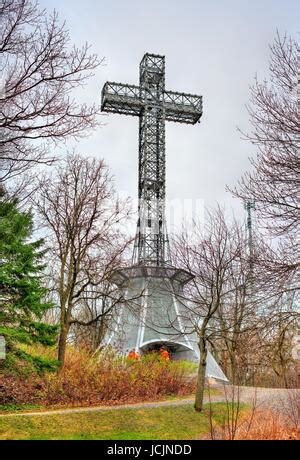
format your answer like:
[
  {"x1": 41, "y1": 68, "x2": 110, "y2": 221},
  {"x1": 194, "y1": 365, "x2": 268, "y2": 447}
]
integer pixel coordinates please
[{"x1": 107, "y1": 265, "x2": 228, "y2": 381}]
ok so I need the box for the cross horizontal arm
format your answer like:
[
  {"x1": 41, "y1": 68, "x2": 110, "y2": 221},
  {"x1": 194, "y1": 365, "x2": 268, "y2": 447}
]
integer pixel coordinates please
[
  {"x1": 101, "y1": 82, "x2": 142, "y2": 117},
  {"x1": 101, "y1": 82, "x2": 203, "y2": 125},
  {"x1": 164, "y1": 90, "x2": 202, "y2": 124}
]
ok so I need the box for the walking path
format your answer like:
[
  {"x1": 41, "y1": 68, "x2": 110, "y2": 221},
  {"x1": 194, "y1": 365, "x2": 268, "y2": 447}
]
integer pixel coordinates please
[
  {"x1": 0, "y1": 386, "x2": 298, "y2": 418},
  {"x1": 229, "y1": 386, "x2": 299, "y2": 415}
]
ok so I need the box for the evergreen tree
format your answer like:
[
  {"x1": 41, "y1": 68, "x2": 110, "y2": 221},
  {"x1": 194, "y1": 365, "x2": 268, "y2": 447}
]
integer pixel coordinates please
[{"x1": 0, "y1": 192, "x2": 57, "y2": 370}]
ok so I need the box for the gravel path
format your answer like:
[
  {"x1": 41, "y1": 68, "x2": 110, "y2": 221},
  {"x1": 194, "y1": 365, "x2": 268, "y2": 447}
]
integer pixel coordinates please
[
  {"x1": 0, "y1": 386, "x2": 298, "y2": 418},
  {"x1": 227, "y1": 386, "x2": 300, "y2": 415},
  {"x1": 0, "y1": 397, "x2": 210, "y2": 418}
]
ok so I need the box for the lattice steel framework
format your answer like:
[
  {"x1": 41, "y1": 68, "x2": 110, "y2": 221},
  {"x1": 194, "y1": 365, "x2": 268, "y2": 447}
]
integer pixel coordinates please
[
  {"x1": 244, "y1": 199, "x2": 256, "y2": 271},
  {"x1": 101, "y1": 53, "x2": 203, "y2": 266}
]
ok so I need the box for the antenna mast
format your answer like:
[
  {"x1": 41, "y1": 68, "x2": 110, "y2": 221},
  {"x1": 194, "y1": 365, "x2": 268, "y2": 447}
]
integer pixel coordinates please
[{"x1": 244, "y1": 199, "x2": 255, "y2": 271}]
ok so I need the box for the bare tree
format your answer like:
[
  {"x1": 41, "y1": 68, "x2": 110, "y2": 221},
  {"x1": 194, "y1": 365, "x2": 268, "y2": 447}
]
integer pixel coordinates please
[
  {"x1": 174, "y1": 208, "x2": 247, "y2": 411},
  {"x1": 213, "y1": 228, "x2": 298, "y2": 388},
  {"x1": 33, "y1": 153, "x2": 132, "y2": 368},
  {"x1": 262, "y1": 294, "x2": 298, "y2": 388},
  {"x1": 0, "y1": 0, "x2": 102, "y2": 188},
  {"x1": 212, "y1": 228, "x2": 258, "y2": 384},
  {"x1": 70, "y1": 283, "x2": 122, "y2": 352},
  {"x1": 233, "y1": 32, "x2": 298, "y2": 236},
  {"x1": 230, "y1": 32, "x2": 299, "y2": 291}
]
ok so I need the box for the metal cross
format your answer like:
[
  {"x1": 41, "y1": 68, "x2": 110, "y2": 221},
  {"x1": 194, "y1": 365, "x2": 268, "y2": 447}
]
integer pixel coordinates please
[{"x1": 101, "y1": 53, "x2": 202, "y2": 267}]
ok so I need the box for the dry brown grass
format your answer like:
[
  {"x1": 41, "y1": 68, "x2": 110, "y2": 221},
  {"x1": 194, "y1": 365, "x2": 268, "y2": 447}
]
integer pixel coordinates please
[
  {"x1": 229, "y1": 410, "x2": 299, "y2": 440},
  {"x1": 205, "y1": 384, "x2": 300, "y2": 440}
]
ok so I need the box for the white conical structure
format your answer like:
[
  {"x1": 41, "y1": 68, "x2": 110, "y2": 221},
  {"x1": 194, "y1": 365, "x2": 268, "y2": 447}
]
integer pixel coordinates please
[{"x1": 106, "y1": 266, "x2": 228, "y2": 382}]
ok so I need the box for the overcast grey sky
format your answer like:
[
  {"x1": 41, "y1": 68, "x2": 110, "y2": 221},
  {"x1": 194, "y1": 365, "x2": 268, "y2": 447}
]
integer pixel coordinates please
[{"x1": 41, "y1": 0, "x2": 298, "y2": 230}]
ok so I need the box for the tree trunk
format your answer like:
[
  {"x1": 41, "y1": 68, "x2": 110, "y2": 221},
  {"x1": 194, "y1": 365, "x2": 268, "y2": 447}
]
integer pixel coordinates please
[
  {"x1": 194, "y1": 336, "x2": 208, "y2": 412},
  {"x1": 230, "y1": 352, "x2": 238, "y2": 385},
  {"x1": 57, "y1": 322, "x2": 69, "y2": 371},
  {"x1": 95, "y1": 317, "x2": 106, "y2": 350},
  {"x1": 282, "y1": 366, "x2": 289, "y2": 389}
]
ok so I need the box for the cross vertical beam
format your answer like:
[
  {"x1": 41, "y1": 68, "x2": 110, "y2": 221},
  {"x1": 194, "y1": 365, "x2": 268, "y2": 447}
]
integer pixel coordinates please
[
  {"x1": 137, "y1": 54, "x2": 167, "y2": 266},
  {"x1": 101, "y1": 53, "x2": 202, "y2": 267}
]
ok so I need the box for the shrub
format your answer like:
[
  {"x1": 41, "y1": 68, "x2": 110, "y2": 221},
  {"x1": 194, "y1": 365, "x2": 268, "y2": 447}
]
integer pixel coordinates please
[
  {"x1": 42, "y1": 348, "x2": 195, "y2": 405},
  {"x1": 0, "y1": 347, "x2": 196, "y2": 408}
]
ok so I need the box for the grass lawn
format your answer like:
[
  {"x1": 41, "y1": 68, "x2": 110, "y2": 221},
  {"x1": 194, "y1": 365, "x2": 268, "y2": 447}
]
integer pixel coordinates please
[{"x1": 0, "y1": 402, "x2": 241, "y2": 440}]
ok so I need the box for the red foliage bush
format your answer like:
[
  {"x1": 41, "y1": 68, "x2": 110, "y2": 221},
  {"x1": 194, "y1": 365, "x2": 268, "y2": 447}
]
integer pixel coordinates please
[
  {"x1": 0, "y1": 348, "x2": 196, "y2": 407},
  {"x1": 42, "y1": 349, "x2": 195, "y2": 406}
]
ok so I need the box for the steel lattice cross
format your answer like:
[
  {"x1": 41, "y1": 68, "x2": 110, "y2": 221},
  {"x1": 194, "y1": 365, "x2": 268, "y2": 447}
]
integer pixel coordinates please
[{"x1": 101, "y1": 53, "x2": 202, "y2": 267}]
